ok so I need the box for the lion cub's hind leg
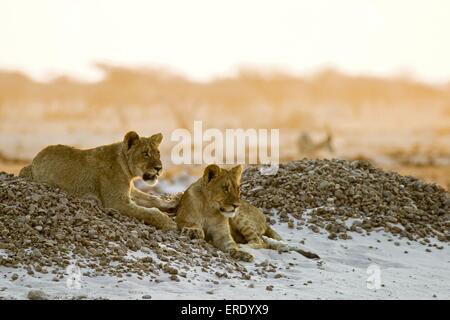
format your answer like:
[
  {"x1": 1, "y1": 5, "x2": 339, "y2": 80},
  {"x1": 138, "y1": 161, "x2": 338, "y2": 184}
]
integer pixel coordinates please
[
  {"x1": 238, "y1": 225, "x2": 263, "y2": 245},
  {"x1": 246, "y1": 225, "x2": 285, "y2": 249},
  {"x1": 232, "y1": 214, "x2": 265, "y2": 246},
  {"x1": 239, "y1": 227, "x2": 268, "y2": 250},
  {"x1": 211, "y1": 223, "x2": 254, "y2": 262}
]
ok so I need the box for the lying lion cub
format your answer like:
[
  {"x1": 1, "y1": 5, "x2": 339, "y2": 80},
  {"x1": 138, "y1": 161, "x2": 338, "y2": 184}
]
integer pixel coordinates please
[
  {"x1": 19, "y1": 131, "x2": 178, "y2": 231},
  {"x1": 176, "y1": 164, "x2": 253, "y2": 261},
  {"x1": 176, "y1": 164, "x2": 281, "y2": 262},
  {"x1": 176, "y1": 164, "x2": 320, "y2": 261}
]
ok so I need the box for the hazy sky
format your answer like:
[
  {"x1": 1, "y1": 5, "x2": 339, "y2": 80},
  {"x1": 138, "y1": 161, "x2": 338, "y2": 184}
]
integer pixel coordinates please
[{"x1": 1, "y1": 0, "x2": 449, "y2": 83}]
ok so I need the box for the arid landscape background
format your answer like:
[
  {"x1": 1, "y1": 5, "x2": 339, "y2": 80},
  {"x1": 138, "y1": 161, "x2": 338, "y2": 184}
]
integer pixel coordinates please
[{"x1": 0, "y1": 65, "x2": 449, "y2": 189}]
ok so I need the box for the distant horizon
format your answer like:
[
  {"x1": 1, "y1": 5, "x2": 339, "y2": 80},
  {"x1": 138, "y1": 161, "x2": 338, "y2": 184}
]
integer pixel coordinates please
[
  {"x1": 2, "y1": 0, "x2": 450, "y2": 86},
  {"x1": 1, "y1": 63, "x2": 449, "y2": 87}
]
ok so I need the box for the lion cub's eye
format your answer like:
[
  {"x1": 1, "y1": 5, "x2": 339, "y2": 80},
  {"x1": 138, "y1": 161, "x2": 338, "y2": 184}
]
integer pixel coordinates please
[
  {"x1": 222, "y1": 185, "x2": 229, "y2": 193},
  {"x1": 142, "y1": 152, "x2": 150, "y2": 158}
]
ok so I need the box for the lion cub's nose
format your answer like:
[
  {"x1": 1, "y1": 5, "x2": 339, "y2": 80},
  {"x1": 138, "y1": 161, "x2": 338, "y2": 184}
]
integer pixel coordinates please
[
  {"x1": 232, "y1": 202, "x2": 240, "y2": 209},
  {"x1": 154, "y1": 165, "x2": 162, "y2": 174}
]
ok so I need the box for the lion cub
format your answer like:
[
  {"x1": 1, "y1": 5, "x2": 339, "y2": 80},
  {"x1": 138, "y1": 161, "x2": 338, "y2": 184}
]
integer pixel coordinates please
[
  {"x1": 176, "y1": 164, "x2": 320, "y2": 261},
  {"x1": 176, "y1": 164, "x2": 254, "y2": 261},
  {"x1": 19, "y1": 131, "x2": 177, "y2": 230},
  {"x1": 176, "y1": 164, "x2": 283, "y2": 262}
]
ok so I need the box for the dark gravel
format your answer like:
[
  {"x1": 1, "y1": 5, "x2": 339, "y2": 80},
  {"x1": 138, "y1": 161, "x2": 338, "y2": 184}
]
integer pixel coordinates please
[
  {"x1": 0, "y1": 172, "x2": 249, "y2": 279},
  {"x1": 241, "y1": 159, "x2": 450, "y2": 243}
]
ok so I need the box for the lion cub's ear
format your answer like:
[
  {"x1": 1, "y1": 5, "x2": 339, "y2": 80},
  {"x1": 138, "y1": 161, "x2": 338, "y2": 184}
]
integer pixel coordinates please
[
  {"x1": 150, "y1": 133, "x2": 163, "y2": 146},
  {"x1": 230, "y1": 165, "x2": 243, "y2": 184},
  {"x1": 124, "y1": 131, "x2": 140, "y2": 150},
  {"x1": 203, "y1": 164, "x2": 221, "y2": 183}
]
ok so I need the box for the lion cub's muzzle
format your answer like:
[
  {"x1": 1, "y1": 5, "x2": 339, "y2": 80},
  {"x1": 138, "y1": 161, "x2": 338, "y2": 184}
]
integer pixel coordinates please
[
  {"x1": 142, "y1": 165, "x2": 162, "y2": 185},
  {"x1": 142, "y1": 172, "x2": 157, "y2": 181},
  {"x1": 219, "y1": 203, "x2": 240, "y2": 218}
]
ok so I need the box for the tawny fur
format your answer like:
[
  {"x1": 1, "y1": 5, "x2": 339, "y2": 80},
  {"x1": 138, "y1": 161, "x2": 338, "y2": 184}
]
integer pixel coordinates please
[
  {"x1": 230, "y1": 200, "x2": 282, "y2": 248},
  {"x1": 231, "y1": 203, "x2": 320, "y2": 259},
  {"x1": 176, "y1": 164, "x2": 254, "y2": 262},
  {"x1": 19, "y1": 131, "x2": 178, "y2": 231}
]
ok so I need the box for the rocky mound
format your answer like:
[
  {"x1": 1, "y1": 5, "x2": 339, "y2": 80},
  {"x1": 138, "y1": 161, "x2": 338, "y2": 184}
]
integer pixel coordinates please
[
  {"x1": 0, "y1": 172, "x2": 248, "y2": 279},
  {"x1": 241, "y1": 159, "x2": 450, "y2": 245}
]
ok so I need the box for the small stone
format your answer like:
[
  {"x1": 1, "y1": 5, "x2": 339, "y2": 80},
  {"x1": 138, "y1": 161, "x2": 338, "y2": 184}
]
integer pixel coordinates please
[
  {"x1": 170, "y1": 274, "x2": 179, "y2": 281},
  {"x1": 27, "y1": 290, "x2": 49, "y2": 300},
  {"x1": 31, "y1": 194, "x2": 42, "y2": 202},
  {"x1": 328, "y1": 233, "x2": 337, "y2": 240},
  {"x1": 163, "y1": 264, "x2": 178, "y2": 275}
]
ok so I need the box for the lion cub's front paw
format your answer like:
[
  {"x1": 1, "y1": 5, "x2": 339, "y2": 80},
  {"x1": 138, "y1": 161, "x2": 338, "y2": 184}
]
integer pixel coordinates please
[
  {"x1": 157, "y1": 214, "x2": 177, "y2": 231},
  {"x1": 229, "y1": 248, "x2": 254, "y2": 262},
  {"x1": 162, "y1": 220, "x2": 177, "y2": 231},
  {"x1": 167, "y1": 199, "x2": 179, "y2": 209},
  {"x1": 181, "y1": 227, "x2": 205, "y2": 240}
]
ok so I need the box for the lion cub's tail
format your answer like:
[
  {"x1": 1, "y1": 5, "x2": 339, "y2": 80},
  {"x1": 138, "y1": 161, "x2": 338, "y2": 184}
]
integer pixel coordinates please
[
  {"x1": 19, "y1": 165, "x2": 33, "y2": 180},
  {"x1": 261, "y1": 235, "x2": 320, "y2": 260}
]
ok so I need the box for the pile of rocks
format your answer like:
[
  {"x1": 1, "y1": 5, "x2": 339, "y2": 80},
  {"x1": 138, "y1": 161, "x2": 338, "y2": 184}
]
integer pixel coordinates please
[
  {"x1": 241, "y1": 160, "x2": 450, "y2": 244},
  {"x1": 0, "y1": 172, "x2": 248, "y2": 279}
]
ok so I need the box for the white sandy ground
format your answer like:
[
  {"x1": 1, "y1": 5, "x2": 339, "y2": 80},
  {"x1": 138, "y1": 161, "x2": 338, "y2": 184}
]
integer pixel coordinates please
[
  {"x1": 1, "y1": 222, "x2": 449, "y2": 300},
  {"x1": 0, "y1": 178, "x2": 449, "y2": 300}
]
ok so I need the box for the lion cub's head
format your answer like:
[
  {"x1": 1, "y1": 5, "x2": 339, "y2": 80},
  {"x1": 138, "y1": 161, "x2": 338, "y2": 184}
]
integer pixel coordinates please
[
  {"x1": 123, "y1": 131, "x2": 163, "y2": 186},
  {"x1": 201, "y1": 164, "x2": 243, "y2": 218}
]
